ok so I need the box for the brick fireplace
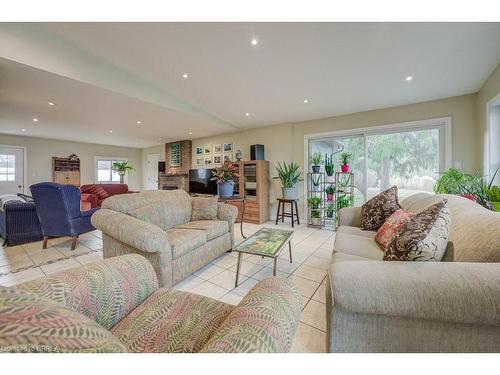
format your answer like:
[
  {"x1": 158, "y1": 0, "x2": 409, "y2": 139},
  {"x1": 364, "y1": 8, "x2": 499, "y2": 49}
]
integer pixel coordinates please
[{"x1": 159, "y1": 140, "x2": 192, "y2": 191}]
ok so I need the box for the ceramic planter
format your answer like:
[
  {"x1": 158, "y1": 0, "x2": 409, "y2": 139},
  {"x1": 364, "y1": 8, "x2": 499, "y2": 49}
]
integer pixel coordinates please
[
  {"x1": 341, "y1": 164, "x2": 349, "y2": 173},
  {"x1": 326, "y1": 193, "x2": 334, "y2": 201},
  {"x1": 218, "y1": 181, "x2": 234, "y2": 198},
  {"x1": 282, "y1": 187, "x2": 299, "y2": 200},
  {"x1": 311, "y1": 217, "x2": 322, "y2": 226},
  {"x1": 312, "y1": 165, "x2": 320, "y2": 173}
]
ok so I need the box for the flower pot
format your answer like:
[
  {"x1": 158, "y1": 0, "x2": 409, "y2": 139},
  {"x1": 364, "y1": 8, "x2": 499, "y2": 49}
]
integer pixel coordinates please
[
  {"x1": 325, "y1": 165, "x2": 334, "y2": 176},
  {"x1": 312, "y1": 165, "x2": 320, "y2": 173},
  {"x1": 326, "y1": 193, "x2": 334, "y2": 201},
  {"x1": 311, "y1": 217, "x2": 322, "y2": 226},
  {"x1": 282, "y1": 187, "x2": 299, "y2": 200},
  {"x1": 341, "y1": 164, "x2": 349, "y2": 173},
  {"x1": 218, "y1": 181, "x2": 234, "y2": 198}
]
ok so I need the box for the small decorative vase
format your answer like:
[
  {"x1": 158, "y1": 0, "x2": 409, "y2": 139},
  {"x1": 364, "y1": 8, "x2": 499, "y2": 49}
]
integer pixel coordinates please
[
  {"x1": 235, "y1": 150, "x2": 243, "y2": 161},
  {"x1": 118, "y1": 171, "x2": 125, "y2": 184},
  {"x1": 341, "y1": 164, "x2": 349, "y2": 173},
  {"x1": 282, "y1": 187, "x2": 298, "y2": 200},
  {"x1": 312, "y1": 165, "x2": 320, "y2": 173},
  {"x1": 218, "y1": 181, "x2": 234, "y2": 198}
]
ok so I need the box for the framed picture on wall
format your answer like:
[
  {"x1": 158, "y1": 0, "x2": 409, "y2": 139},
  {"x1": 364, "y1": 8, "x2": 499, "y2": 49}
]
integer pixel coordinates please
[
  {"x1": 223, "y1": 153, "x2": 232, "y2": 162},
  {"x1": 204, "y1": 157, "x2": 212, "y2": 166},
  {"x1": 196, "y1": 157, "x2": 204, "y2": 166},
  {"x1": 223, "y1": 143, "x2": 233, "y2": 152},
  {"x1": 213, "y1": 144, "x2": 222, "y2": 154},
  {"x1": 213, "y1": 155, "x2": 222, "y2": 165},
  {"x1": 195, "y1": 146, "x2": 203, "y2": 155},
  {"x1": 204, "y1": 145, "x2": 212, "y2": 154}
]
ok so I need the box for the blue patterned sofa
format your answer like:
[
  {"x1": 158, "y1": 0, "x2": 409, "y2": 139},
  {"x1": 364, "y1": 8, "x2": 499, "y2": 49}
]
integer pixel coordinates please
[
  {"x1": 0, "y1": 254, "x2": 301, "y2": 353},
  {"x1": 91, "y1": 190, "x2": 238, "y2": 288}
]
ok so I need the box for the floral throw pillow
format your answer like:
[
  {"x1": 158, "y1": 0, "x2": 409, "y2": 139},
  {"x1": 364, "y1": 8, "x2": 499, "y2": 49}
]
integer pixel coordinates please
[
  {"x1": 383, "y1": 200, "x2": 451, "y2": 262},
  {"x1": 375, "y1": 209, "x2": 414, "y2": 250},
  {"x1": 191, "y1": 196, "x2": 219, "y2": 221},
  {"x1": 85, "y1": 185, "x2": 110, "y2": 200},
  {"x1": 361, "y1": 186, "x2": 401, "y2": 230}
]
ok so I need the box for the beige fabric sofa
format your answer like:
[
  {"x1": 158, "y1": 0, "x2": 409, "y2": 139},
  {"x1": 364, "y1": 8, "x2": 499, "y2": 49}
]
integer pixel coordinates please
[
  {"x1": 327, "y1": 193, "x2": 500, "y2": 352},
  {"x1": 91, "y1": 190, "x2": 238, "y2": 288}
]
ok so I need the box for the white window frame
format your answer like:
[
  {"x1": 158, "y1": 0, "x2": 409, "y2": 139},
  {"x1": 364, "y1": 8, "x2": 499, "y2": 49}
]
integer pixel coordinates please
[
  {"x1": 0, "y1": 145, "x2": 28, "y2": 194},
  {"x1": 485, "y1": 92, "x2": 500, "y2": 182},
  {"x1": 94, "y1": 156, "x2": 129, "y2": 184},
  {"x1": 303, "y1": 117, "x2": 452, "y2": 211}
]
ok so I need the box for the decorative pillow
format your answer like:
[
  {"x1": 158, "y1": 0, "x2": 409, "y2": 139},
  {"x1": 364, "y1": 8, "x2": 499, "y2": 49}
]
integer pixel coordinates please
[
  {"x1": 383, "y1": 200, "x2": 451, "y2": 262},
  {"x1": 0, "y1": 287, "x2": 126, "y2": 353},
  {"x1": 191, "y1": 196, "x2": 219, "y2": 221},
  {"x1": 85, "y1": 185, "x2": 110, "y2": 200},
  {"x1": 361, "y1": 186, "x2": 401, "y2": 230},
  {"x1": 375, "y1": 209, "x2": 414, "y2": 250}
]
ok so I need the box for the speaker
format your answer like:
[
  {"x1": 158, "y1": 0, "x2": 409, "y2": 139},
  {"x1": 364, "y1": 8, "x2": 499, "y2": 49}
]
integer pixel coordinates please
[
  {"x1": 158, "y1": 161, "x2": 166, "y2": 173},
  {"x1": 250, "y1": 144, "x2": 265, "y2": 160}
]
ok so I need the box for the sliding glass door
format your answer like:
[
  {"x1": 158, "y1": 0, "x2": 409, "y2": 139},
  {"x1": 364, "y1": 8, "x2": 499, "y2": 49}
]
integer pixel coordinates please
[{"x1": 308, "y1": 120, "x2": 447, "y2": 206}]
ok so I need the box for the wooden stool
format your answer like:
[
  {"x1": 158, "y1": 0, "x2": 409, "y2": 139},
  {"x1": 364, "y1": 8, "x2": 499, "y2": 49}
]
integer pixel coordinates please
[{"x1": 275, "y1": 198, "x2": 300, "y2": 228}]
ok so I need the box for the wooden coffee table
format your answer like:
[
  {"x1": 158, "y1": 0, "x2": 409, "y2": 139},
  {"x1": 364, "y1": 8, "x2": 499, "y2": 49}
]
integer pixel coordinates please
[{"x1": 233, "y1": 228, "x2": 293, "y2": 287}]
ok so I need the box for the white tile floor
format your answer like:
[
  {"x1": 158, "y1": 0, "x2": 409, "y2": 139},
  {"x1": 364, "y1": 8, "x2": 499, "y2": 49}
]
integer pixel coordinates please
[{"x1": 0, "y1": 220, "x2": 334, "y2": 352}]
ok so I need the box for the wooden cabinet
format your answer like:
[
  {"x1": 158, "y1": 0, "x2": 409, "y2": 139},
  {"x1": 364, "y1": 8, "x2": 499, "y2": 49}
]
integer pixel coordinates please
[
  {"x1": 230, "y1": 160, "x2": 269, "y2": 224},
  {"x1": 52, "y1": 157, "x2": 81, "y2": 187}
]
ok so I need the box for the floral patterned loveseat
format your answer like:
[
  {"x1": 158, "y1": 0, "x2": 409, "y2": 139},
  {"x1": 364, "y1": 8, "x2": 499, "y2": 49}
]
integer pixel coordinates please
[{"x1": 0, "y1": 254, "x2": 301, "y2": 353}]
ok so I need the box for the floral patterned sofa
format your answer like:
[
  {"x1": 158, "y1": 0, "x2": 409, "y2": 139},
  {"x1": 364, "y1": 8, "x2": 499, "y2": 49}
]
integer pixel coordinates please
[
  {"x1": 90, "y1": 190, "x2": 238, "y2": 288},
  {"x1": 0, "y1": 254, "x2": 301, "y2": 353}
]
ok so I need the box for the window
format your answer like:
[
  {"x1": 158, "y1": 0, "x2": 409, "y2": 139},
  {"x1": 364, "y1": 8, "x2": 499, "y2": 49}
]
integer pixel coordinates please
[
  {"x1": 94, "y1": 157, "x2": 127, "y2": 183},
  {"x1": 307, "y1": 118, "x2": 451, "y2": 206},
  {"x1": 0, "y1": 154, "x2": 15, "y2": 181}
]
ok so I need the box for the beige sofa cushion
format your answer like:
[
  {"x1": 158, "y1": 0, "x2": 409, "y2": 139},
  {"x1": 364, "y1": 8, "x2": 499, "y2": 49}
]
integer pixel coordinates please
[
  {"x1": 166, "y1": 228, "x2": 207, "y2": 259},
  {"x1": 337, "y1": 226, "x2": 377, "y2": 239},
  {"x1": 334, "y1": 230, "x2": 383, "y2": 261},
  {"x1": 175, "y1": 220, "x2": 229, "y2": 241}
]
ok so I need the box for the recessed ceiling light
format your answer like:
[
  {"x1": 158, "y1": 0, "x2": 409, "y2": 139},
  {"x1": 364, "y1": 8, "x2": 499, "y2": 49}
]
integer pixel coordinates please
[
  {"x1": 303, "y1": 99, "x2": 309, "y2": 103},
  {"x1": 251, "y1": 38, "x2": 258, "y2": 46},
  {"x1": 32, "y1": 118, "x2": 39, "y2": 122},
  {"x1": 182, "y1": 73, "x2": 189, "y2": 79},
  {"x1": 406, "y1": 76, "x2": 413, "y2": 81},
  {"x1": 136, "y1": 120, "x2": 142, "y2": 125},
  {"x1": 21, "y1": 128, "x2": 26, "y2": 132},
  {"x1": 188, "y1": 131, "x2": 193, "y2": 135},
  {"x1": 48, "y1": 102, "x2": 55, "y2": 106},
  {"x1": 245, "y1": 112, "x2": 250, "y2": 117},
  {"x1": 108, "y1": 130, "x2": 113, "y2": 134}
]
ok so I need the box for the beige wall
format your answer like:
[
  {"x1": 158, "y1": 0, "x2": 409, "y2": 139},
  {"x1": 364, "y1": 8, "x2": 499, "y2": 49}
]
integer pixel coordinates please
[
  {"x1": 476, "y1": 63, "x2": 500, "y2": 175},
  {"x1": 191, "y1": 94, "x2": 478, "y2": 219},
  {"x1": 0, "y1": 134, "x2": 143, "y2": 191}
]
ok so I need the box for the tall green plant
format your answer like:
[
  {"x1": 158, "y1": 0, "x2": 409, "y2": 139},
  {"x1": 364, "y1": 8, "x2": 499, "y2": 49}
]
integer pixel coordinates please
[
  {"x1": 310, "y1": 152, "x2": 322, "y2": 166},
  {"x1": 324, "y1": 153, "x2": 334, "y2": 176},
  {"x1": 273, "y1": 162, "x2": 302, "y2": 188},
  {"x1": 340, "y1": 152, "x2": 352, "y2": 165}
]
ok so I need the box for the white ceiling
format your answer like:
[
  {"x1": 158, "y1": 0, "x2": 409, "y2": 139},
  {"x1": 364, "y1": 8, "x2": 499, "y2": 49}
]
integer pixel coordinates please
[{"x1": 1, "y1": 23, "x2": 500, "y2": 148}]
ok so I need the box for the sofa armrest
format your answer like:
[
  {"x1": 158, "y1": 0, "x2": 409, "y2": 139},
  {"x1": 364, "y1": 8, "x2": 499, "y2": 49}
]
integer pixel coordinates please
[
  {"x1": 91, "y1": 208, "x2": 172, "y2": 255},
  {"x1": 17, "y1": 254, "x2": 158, "y2": 330},
  {"x1": 329, "y1": 254, "x2": 500, "y2": 326},
  {"x1": 81, "y1": 193, "x2": 98, "y2": 208},
  {"x1": 338, "y1": 206, "x2": 362, "y2": 227},
  {"x1": 200, "y1": 277, "x2": 301, "y2": 353},
  {"x1": 217, "y1": 202, "x2": 238, "y2": 247}
]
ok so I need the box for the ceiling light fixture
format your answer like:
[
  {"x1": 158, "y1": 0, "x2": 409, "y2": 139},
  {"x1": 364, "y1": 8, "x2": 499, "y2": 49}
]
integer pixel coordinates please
[
  {"x1": 182, "y1": 73, "x2": 189, "y2": 79},
  {"x1": 245, "y1": 112, "x2": 250, "y2": 117},
  {"x1": 251, "y1": 38, "x2": 258, "y2": 46},
  {"x1": 406, "y1": 76, "x2": 413, "y2": 81},
  {"x1": 21, "y1": 128, "x2": 26, "y2": 132},
  {"x1": 303, "y1": 99, "x2": 309, "y2": 103},
  {"x1": 136, "y1": 120, "x2": 142, "y2": 124},
  {"x1": 188, "y1": 131, "x2": 193, "y2": 135},
  {"x1": 108, "y1": 130, "x2": 113, "y2": 134},
  {"x1": 48, "y1": 102, "x2": 55, "y2": 106},
  {"x1": 32, "y1": 118, "x2": 39, "y2": 122}
]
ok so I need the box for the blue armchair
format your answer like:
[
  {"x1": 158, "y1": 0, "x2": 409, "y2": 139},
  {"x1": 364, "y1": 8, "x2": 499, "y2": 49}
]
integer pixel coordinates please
[{"x1": 30, "y1": 182, "x2": 98, "y2": 250}]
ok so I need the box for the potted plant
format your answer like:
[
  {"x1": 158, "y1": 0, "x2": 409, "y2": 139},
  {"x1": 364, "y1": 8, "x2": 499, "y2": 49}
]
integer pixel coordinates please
[
  {"x1": 311, "y1": 175, "x2": 321, "y2": 192},
  {"x1": 340, "y1": 152, "x2": 352, "y2": 173},
  {"x1": 211, "y1": 161, "x2": 239, "y2": 198},
  {"x1": 336, "y1": 194, "x2": 351, "y2": 211},
  {"x1": 310, "y1": 152, "x2": 322, "y2": 173},
  {"x1": 325, "y1": 184, "x2": 335, "y2": 201},
  {"x1": 308, "y1": 196, "x2": 322, "y2": 226},
  {"x1": 112, "y1": 161, "x2": 134, "y2": 184},
  {"x1": 324, "y1": 153, "x2": 334, "y2": 176},
  {"x1": 325, "y1": 202, "x2": 335, "y2": 218},
  {"x1": 485, "y1": 185, "x2": 500, "y2": 212},
  {"x1": 273, "y1": 162, "x2": 302, "y2": 200}
]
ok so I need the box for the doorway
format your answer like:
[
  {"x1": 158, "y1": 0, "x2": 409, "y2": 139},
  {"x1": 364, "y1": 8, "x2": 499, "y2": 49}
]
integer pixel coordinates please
[
  {"x1": 0, "y1": 146, "x2": 26, "y2": 195},
  {"x1": 145, "y1": 153, "x2": 161, "y2": 190}
]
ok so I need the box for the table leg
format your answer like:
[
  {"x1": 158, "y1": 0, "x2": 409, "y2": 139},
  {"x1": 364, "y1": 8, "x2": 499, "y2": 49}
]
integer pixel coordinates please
[
  {"x1": 275, "y1": 200, "x2": 281, "y2": 225},
  {"x1": 295, "y1": 200, "x2": 300, "y2": 225},
  {"x1": 273, "y1": 257, "x2": 277, "y2": 276},
  {"x1": 288, "y1": 241, "x2": 293, "y2": 264},
  {"x1": 235, "y1": 252, "x2": 243, "y2": 287},
  {"x1": 240, "y1": 200, "x2": 246, "y2": 239},
  {"x1": 290, "y1": 201, "x2": 295, "y2": 228}
]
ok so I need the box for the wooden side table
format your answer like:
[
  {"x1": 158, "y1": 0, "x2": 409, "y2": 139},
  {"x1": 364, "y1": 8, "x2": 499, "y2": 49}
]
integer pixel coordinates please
[
  {"x1": 218, "y1": 196, "x2": 246, "y2": 239},
  {"x1": 275, "y1": 198, "x2": 300, "y2": 228}
]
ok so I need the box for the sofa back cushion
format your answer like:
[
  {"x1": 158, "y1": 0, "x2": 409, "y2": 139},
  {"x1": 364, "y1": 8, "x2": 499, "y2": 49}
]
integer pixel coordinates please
[
  {"x1": 191, "y1": 196, "x2": 219, "y2": 221},
  {"x1": 102, "y1": 190, "x2": 192, "y2": 228},
  {"x1": 401, "y1": 193, "x2": 500, "y2": 262},
  {"x1": 0, "y1": 287, "x2": 126, "y2": 353}
]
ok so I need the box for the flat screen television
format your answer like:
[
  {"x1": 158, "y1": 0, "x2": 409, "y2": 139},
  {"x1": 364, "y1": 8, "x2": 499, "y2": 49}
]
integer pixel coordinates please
[{"x1": 189, "y1": 169, "x2": 217, "y2": 195}]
